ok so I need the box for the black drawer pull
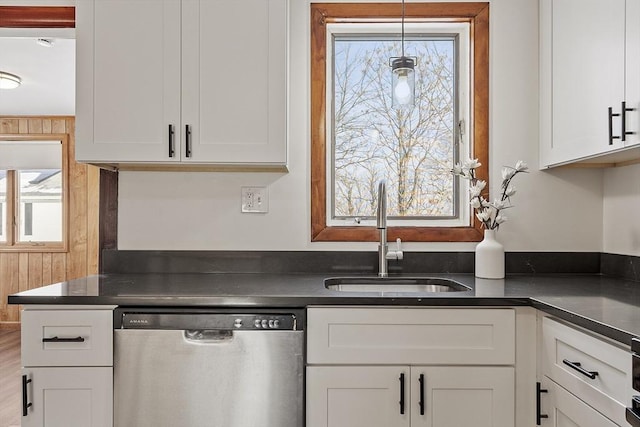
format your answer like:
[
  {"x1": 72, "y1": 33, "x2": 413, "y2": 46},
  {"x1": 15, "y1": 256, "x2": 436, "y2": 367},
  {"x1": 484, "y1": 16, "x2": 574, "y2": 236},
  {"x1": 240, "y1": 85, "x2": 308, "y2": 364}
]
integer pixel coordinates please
[
  {"x1": 418, "y1": 373, "x2": 425, "y2": 415},
  {"x1": 536, "y1": 382, "x2": 548, "y2": 425},
  {"x1": 399, "y1": 373, "x2": 405, "y2": 415},
  {"x1": 22, "y1": 374, "x2": 32, "y2": 416},
  {"x1": 563, "y1": 359, "x2": 599, "y2": 379},
  {"x1": 42, "y1": 336, "x2": 85, "y2": 343}
]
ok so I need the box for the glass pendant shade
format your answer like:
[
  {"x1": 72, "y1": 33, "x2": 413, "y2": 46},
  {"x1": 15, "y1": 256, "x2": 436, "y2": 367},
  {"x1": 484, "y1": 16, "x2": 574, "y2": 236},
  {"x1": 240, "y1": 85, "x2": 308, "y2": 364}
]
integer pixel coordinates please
[
  {"x1": 391, "y1": 57, "x2": 415, "y2": 108},
  {"x1": 0, "y1": 71, "x2": 21, "y2": 90}
]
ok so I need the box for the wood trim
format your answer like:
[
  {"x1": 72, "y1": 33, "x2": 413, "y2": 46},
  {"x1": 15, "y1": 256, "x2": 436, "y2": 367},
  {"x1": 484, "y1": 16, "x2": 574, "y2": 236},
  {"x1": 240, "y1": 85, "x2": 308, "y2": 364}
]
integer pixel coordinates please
[
  {"x1": 4, "y1": 171, "x2": 16, "y2": 247},
  {"x1": 0, "y1": 6, "x2": 75, "y2": 28},
  {"x1": 0, "y1": 322, "x2": 20, "y2": 330},
  {"x1": 310, "y1": 2, "x2": 489, "y2": 242},
  {"x1": 312, "y1": 2, "x2": 489, "y2": 19},
  {"x1": 98, "y1": 170, "x2": 118, "y2": 272}
]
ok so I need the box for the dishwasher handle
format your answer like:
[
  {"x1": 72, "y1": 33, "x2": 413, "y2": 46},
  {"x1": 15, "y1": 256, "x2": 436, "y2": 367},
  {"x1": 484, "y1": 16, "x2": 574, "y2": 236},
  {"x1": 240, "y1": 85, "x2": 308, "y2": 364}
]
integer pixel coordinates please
[{"x1": 184, "y1": 330, "x2": 233, "y2": 342}]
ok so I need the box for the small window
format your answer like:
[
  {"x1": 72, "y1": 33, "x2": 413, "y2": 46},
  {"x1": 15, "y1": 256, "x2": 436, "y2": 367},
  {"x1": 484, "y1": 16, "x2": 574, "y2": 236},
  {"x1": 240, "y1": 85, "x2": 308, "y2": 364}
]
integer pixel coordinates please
[
  {"x1": 311, "y1": 3, "x2": 489, "y2": 242},
  {"x1": 328, "y1": 22, "x2": 469, "y2": 227},
  {"x1": 0, "y1": 137, "x2": 67, "y2": 251}
]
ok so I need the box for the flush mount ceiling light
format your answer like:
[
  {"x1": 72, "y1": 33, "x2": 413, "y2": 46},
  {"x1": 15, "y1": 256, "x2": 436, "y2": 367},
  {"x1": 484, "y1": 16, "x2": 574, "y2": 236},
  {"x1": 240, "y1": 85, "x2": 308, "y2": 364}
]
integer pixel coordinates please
[
  {"x1": 390, "y1": 0, "x2": 415, "y2": 108},
  {"x1": 0, "y1": 71, "x2": 22, "y2": 90}
]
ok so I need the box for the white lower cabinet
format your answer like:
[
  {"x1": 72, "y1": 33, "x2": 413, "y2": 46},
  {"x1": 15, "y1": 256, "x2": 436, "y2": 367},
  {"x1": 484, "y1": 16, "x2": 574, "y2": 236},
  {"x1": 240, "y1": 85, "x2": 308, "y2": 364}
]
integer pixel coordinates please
[
  {"x1": 538, "y1": 315, "x2": 633, "y2": 427},
  {"x1": 306, "y1": 365, "x2": 514, "y2": 427},
  {"x1": 20, "y1": 306, "x2": 114, "y2": 427},
  {"x1": 21, "y1": 367, "x2": 113, "y2": 427},
  {"x1": 542, "y1": 380, "x2": 618, "y2": 427},
  {"x1": 306, "y1": 307, "x2": 519, "y2": 427}
]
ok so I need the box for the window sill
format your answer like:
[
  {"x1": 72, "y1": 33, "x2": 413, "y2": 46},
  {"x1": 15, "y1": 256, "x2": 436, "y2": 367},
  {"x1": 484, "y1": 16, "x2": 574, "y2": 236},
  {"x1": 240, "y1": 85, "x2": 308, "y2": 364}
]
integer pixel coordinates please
[{"x1": 311, "y1": 225, "x2": 483, "y2": 242}]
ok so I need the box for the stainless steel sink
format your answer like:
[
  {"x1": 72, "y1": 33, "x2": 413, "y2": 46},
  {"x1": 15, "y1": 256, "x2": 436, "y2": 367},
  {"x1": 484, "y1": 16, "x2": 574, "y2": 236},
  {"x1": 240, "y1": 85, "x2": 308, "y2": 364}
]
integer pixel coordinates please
[{"x1": 324, "y1": 277, "x2": 471, "y2": 293}]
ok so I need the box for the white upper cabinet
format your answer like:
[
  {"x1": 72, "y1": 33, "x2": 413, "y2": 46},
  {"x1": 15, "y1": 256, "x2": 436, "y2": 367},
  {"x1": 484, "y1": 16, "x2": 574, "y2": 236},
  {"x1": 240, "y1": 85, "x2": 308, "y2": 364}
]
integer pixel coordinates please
[
  {"x1": 181, "y1": 0, "x2": 287, "y2": 165},
  {"x1": 76, "y1": 0, "x2": 288, "y2": 169},
  {"x1": 540, "y1": 0, "x2": 640, "y2": 168}
]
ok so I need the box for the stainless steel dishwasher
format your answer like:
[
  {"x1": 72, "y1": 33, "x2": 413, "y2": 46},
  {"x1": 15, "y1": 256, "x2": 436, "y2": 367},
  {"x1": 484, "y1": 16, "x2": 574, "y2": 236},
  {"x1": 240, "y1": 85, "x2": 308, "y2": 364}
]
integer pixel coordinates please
[{"x1": 113, "y1": 308, "x2": 304, "y2": 427}]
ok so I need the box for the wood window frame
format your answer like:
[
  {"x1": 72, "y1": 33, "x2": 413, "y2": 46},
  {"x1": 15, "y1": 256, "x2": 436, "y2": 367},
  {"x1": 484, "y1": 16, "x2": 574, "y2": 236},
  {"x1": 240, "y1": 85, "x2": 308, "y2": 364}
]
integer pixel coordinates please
[
  {"x1": 0, "y1": 6, "x2": 74, "y2": 28},
  {"x1": 0, "y1": 134, "x2": 69, "y2": 252},
  {"x1": 311, "y1": 2, "x2": 489, "y2": 242}
]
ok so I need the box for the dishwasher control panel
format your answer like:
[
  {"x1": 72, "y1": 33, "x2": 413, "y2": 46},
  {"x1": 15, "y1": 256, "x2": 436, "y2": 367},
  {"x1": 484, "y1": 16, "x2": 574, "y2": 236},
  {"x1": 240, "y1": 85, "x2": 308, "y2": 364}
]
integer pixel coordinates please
[{"x1": 118, "y1": 312, "x2": 298, "y2": 331}]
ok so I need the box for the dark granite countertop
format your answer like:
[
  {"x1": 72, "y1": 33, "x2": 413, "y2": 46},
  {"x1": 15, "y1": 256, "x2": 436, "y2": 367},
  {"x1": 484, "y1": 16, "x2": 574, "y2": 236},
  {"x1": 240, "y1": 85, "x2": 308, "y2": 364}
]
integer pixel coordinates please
[{"x1": 8, "y1": 272, "x2": 640, "y2": 346}]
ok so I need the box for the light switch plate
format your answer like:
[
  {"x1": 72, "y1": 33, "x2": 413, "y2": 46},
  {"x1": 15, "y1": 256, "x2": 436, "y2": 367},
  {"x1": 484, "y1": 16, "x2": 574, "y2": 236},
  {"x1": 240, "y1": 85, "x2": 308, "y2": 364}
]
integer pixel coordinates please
[{"x1": 241, "y1": 186, "x2": 269, "y2": 213}]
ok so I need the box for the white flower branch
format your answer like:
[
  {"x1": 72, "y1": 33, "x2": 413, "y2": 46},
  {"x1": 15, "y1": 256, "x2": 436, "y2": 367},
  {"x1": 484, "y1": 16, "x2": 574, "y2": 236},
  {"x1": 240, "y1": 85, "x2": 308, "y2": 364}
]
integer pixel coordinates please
[{"x1": 452, "y1": 159, "x2": 528, "y2": 230}]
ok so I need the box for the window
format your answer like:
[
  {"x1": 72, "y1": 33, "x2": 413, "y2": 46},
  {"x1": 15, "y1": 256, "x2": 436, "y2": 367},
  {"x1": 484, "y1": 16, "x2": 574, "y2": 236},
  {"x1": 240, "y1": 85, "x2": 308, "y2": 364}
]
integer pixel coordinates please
[
  {"x1": 0, "y1": 136, "x2": 67, "y2": 250},
  {"x1": 311, "y1": 3, "x2": 489, "y2": 242}
]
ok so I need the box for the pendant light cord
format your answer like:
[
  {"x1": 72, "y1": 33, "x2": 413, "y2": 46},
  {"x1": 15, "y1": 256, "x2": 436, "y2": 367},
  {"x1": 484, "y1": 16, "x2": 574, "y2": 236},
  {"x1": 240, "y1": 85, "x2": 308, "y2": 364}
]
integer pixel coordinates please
[{"x1": 401, "y1": 0, "x2": 406, "y2": 58}]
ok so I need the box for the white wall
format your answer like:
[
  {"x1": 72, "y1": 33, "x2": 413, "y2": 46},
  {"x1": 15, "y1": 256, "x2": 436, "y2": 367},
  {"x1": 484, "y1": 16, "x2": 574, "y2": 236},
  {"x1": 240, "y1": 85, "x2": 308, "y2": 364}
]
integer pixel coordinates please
[
  {"x1": 118, "y1": 0, "x2": 605, "y2": 251},
  {"x1": 603, "y1": 163, "x2": 640, "y2": 256}
]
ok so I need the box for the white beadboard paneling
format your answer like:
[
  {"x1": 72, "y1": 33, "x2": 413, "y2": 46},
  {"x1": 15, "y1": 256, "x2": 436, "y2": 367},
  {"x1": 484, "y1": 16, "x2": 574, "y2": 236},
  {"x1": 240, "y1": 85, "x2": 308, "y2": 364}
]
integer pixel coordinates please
[
  {"x1": 603, "y1": 163, "x2": 640, "y2": 256},
  {"x1": 117, "y1": 0, "x2": 604, "y2": 251}
]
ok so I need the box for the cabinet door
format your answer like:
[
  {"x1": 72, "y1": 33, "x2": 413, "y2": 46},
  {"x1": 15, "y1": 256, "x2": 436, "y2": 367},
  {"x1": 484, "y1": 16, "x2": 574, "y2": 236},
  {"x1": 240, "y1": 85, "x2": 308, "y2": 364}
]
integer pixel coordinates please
[
  {"x1": 541, "y1": 379, "x2": 619, "y2": 427},
  {"x1": 540, "y1": 0, "x2": 626, "y2": 167},
  {"x1": 625, "y1": 0, "x2": 640, "y2": 148},
  {"x1": 181, "y1": 0, "x2": 287, "y2": 164},
  {"x1": 76, "y1": 0, "x2": 182, "y2": 163},
  {"x1": 306, "y1": 366, "x2": 409, "y2": 427},
  {"x1": 411, "y1": 366, "x2": 514, "y2": 427},
  {"x1": 22, "y1": 367, "x2": 113, "y2": 427}
]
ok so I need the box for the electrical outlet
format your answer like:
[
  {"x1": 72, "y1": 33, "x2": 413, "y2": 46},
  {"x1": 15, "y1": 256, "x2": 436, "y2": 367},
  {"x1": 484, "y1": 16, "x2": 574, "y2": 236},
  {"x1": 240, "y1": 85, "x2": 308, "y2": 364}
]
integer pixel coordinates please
[{"x1": 241, "y1": 186, "x2": 269, "y2": 213}]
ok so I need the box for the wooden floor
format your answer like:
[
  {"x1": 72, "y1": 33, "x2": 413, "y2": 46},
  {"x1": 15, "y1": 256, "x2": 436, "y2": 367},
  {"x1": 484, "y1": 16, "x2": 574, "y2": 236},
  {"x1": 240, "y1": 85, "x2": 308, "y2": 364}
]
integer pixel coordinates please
[{"x1": 0, "y1": 330, "x2": 20, "y2": 427}]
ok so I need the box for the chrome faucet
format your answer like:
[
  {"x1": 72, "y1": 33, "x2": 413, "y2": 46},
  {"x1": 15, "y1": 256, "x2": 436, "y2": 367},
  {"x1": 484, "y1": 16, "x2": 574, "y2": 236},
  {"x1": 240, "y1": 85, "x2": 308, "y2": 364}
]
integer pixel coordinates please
[{"x1": 376, "y1": 181, "x2": 403, "y2": 277}]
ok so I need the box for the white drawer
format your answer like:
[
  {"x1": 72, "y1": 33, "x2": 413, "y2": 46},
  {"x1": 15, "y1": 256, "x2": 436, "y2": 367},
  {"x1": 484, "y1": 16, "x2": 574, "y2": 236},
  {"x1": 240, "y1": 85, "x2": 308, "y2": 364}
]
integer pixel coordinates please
[
  {"x1": 307, "y1": 307, "x2": 515, "y2": 365},
  {"x1": 541, "y1": 316, "x2": 632, "y2": 426},
  {"x1": 22, "y1": 309, "x2": 113, "y2": 367},
  {"x1": 543, "y1": 378, "x2": 619, "y2": 427}
]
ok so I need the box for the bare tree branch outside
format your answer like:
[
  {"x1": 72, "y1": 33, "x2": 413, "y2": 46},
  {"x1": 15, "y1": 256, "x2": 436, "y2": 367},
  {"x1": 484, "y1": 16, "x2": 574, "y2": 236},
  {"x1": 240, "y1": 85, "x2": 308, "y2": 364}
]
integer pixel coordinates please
[{"x1": 332, "y1": 36, "x2": 457, "y2": 220}]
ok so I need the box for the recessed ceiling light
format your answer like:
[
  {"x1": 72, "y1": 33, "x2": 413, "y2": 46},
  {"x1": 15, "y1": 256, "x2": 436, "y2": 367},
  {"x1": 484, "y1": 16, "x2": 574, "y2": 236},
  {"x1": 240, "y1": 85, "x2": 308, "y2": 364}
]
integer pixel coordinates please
[
  {"x1": 0, "y1": 71, "x2": 22, "y2": 89},
  {"x1": 36, "y1": 38, "x2": 54, "y2": 48}
]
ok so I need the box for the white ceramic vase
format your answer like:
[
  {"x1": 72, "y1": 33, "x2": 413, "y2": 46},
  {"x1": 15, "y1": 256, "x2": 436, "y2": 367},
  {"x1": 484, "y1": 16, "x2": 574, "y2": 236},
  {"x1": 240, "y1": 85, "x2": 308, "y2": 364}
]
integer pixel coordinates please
[{"x1": 475, "y1": 229, "x2": 505, "y2": 279}]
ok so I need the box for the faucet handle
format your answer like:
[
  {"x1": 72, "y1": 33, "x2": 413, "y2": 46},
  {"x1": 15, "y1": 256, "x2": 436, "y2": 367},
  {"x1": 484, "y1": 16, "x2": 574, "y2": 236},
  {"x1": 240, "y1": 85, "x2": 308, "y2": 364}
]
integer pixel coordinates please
[
  {"x1": 387, "y1": 238, "x2": 404, "y2": 260},
  {"x1": 395, "y1": 238, "x2": 403, "y2": 260}
]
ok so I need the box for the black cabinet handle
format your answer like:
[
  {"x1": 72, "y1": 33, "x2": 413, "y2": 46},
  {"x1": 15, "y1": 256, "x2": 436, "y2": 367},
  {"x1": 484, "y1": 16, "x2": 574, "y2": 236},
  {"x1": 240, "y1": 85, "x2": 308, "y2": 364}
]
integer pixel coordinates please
[
  {"x1": 42, "y1": 336, "x2": 85, "y2": 343},
  {"x1": 399, "y1": 373, "x2": 405, "y2": 415},
  {"x1": 185, "y1": 124, "x2": 192, "y2": 158},
  {"x1": 609, "y1": 107, "x2": 621, "y2": 145},
  {"x1": 622, "y1": 101, "x2": 637, "y2": 142},
  {"x1": 22, "y1": 374, "x2": 32, "y2": 416},
  {"x1": 168, "y1": 124, "x2": 175, "y2": 157},
  {"x1": 536, "y1": 382, "x2": 548, "y2": 425},
  {"x1": 418, "y1": 373, "x2": 425, "y2": 415},
  {"x1": 562, "y1": 359, "x2": 599, "y2": 379}
]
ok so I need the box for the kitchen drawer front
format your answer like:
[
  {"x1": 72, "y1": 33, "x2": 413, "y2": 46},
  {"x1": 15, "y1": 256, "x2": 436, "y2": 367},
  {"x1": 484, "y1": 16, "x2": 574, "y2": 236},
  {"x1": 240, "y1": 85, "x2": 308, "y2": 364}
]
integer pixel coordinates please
[
  {"x1": 541, "y1": 316, "x2": 632, "y2": 425},
  {"x1": 22, "y1": 309, "x2": 113, "y2": 367},
  {"x1": 542, "y1": 378, "x2": 619, "y2": 427},
  {"x1": 307, "y1": 307, "x2": 515, "y2": 365}
]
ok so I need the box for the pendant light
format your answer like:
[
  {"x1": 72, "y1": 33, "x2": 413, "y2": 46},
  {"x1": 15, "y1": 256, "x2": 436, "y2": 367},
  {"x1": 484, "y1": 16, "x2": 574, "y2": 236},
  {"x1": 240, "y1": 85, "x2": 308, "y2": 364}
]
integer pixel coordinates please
[
  {"x1": 391, "y1": 0, "x2": 415, "y2": 108},
  {"x1": 0, "y1": 71, "x2": 22, "y2": 90}
]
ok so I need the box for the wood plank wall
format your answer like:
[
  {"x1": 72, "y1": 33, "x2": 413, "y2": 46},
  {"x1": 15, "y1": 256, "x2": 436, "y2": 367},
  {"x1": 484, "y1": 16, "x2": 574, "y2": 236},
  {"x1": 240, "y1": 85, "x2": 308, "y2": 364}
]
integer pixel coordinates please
[{"x1": 0, "y1": 117, "x2": 100, "y2": 328}]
